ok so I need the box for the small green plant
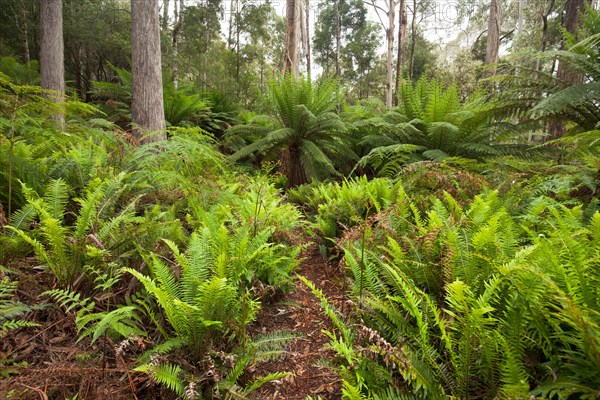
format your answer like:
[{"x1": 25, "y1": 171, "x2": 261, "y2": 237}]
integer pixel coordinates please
[
  {"x1": 289, "y1": 177, "x2": 405, "y2": 242},
  {"x1": 0, "y1": 277, "x2": 42, "y2": 336},
  {"x1": 8, "y1": 174, "x2": 139, "y2": 286}
]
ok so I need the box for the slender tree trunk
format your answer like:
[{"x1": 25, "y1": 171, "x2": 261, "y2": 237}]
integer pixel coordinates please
[
  {"x1": 483, "y1": 0, "x2": 501, "y2": 78},
  {"x1": 385, "y1": 0, "x2": 395, "y2": 108},
  {"x1": 305, "y1": 0, "x2": 311, "y2": 76},
  {"x1": 14, "y1": 0, "x2": 31, "y2": 64},
  {"x1": 335, "y1": 0, "x2": 341, "y2": 77},
  {"x1": 236, "y1": 2, "x2": 240, "y2": 98},
  {"x1": 131, "y1": 0, "x2": 166, "y2": 142},
  {"x1": 228, "y1": 0, "x2": 236, "y2": 48},
  {"x1": 172, "y1": 0, "x2": 183, "y2": 88},
  {"x1": 549, "y1": 0, "x2": 591, "y2": 139},
  {"x1": 514, "y1": 0, "x2": 523, "y2": 75},
  {"x1": 393, "y1": 0, "x2": 406, "y2": 105},
  {"x1": 536, "y1": 0, "x2": 555, "y2": 72},
  {"x1": 283, "y1": 0, "x2": 299, "y2": 75},
  {"x1": 408, "y1": 0, "x2": 416, "y2": 79},
  {"x1": 162, "y1": 0, "x2": 169, "y2": 30}
]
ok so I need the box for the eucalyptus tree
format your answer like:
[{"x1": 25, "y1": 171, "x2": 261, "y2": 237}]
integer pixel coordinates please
[
  {"x1": 131, "y1": 0, "x2": 166, "y2": 141},
  {"x1": 548, "y1": 0, "x2": 593, "y2": 138},
  {"x1": 283, "y1": 0, "x2": 300, "y2": 75},
  {"x1": 483, "y1": 0, "x2": 501, "y2": 77},
  {"x1": 39, "y1": 0, "x2": 64, "y2": 105}
]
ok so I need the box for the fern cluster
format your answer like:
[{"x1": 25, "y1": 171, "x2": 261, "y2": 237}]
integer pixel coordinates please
[
  {"x1": 353, "y1": 77, "x2": 529, "y2": 176},
  {"x1": 333, "y1": 190, "x2": 600, "y2": 398},
  {"x1": 288, "y1": 176, "x2": 405, "y2": 242}
]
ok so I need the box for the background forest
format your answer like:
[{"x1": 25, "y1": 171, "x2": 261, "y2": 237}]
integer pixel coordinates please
[{"x1": 1, "y1": 0, "x2": 600, "y2": 399}]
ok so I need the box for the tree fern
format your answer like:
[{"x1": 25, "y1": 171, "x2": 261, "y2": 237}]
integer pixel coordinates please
[
  {"x1": 225, "y1": 74, "x2": 355, "y2": 187},
  {"x1": 358, "y1": 77, "x2": 526, "y2": 175}
]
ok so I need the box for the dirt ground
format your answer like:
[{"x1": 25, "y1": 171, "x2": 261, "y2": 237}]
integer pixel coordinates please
[{"x1": 1, "y1": 236, "x2": 348, "y2": 399}]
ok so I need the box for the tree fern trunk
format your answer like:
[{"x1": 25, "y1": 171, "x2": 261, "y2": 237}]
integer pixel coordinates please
[{"x1": 283, "y1": 147, "x2": 307, "y2": 188}]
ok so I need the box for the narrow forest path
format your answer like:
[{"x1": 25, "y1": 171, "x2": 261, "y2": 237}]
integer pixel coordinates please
[{"x1": 249, "y1": 235, "x2": 347, "y2": 399}]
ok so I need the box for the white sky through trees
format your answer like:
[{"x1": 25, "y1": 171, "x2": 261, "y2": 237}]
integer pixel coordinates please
[{"x1": 162, "y1": 0, "x2": 467, "y2": 74}]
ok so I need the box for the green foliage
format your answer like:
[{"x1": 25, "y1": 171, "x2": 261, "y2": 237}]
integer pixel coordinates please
[
  {"x1": 124, "y1": 217, "x2": 298, "y2": 355},
  {"x1": 0, "y1": 277, "x2": 41, "y2": 336},
  {"x1": 91, "y1": 66, "x2": 224, "y2": 130},
  {"x1": 8, "y1": 174, "x2": 139, "y2": 285},
  {"x1": 335, "y1": 189, "x2": 600, "y2": 398},
  {"x1": 44, "y1": 286, "x2": 146, "y2": 344},
  {"x1": 355, "y1": 77, "x2": 528, "y2": 175},
  {"x1": 288, "y1": 177, "x2": 405, "y2": 241},
  {"x1": 0, "y1": 57, "x2": 39, "y2": 85},
  {"x1": 225, "y1": 74, "x2": 356, "y2": 187}
]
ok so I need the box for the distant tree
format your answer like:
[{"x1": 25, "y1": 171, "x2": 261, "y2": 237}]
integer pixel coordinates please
[
  {"x1": 131, "y1": 0, "x2": 166, "y2": 141},
  {"x1": 484, "y1": 0, "x2": 501, "y2": 77},
  {"x1": 313, "y1": 0, "x2": 380, "y2": 98},
  {"x1": 63, "y1": 0, "x2": 131, "y2": 101},
  {"x1": 39, "y1": 0, "x2": 64, "y2": 104},
  {"x1": 548, "y1": 0, "x2": 593, "y2": 138}
]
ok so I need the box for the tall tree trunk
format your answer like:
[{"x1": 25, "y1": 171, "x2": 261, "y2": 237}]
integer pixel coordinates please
[
  {"x1": 408, "y1": 0, "x2": 416, "y2": 79},
  {"x1": 162, "y1": 0, "x2": 169, "y2": 30},
  {"x1": 514, "y1": 0, "x2": 523, "y2": 75},
  {"x1": 236, "y1": 3, "x2": 240, "y2": 98},
  {"x1": 483, "y1": 0, "x2": 501, "y2": 78},
  {"x1": 536, "y1": 0, "x2": 555, "y2": 72},
  {"x1": 40, "y1": 0, "x2": 65, "y2": 124},
  {"x1": 172, "y1": 0, "x2": 183, "y2": 88},
  {"x1": 40, "y1": 0, "x2": 65, "y2": 99},
  {"x1": 14, "y1": 0, "x2": 31, "y2": 64},
  {"x1": 393, "y1": 0, "x2": 406, "y2": 105},
  {"x1": 305, "y1": 0, "x2": 311, "y2": 76},
  {"x1": 549, "y1": 0, "x2": 591, "y2": 139},
  {"x1": 227, "y1": 0, "x2": 236, "y2": 49},
  {"x1": 385, "y1": 0, "x2": 395, "y2": 108},
  {"x1": 283, "y1": 0, "x2": 299, "y2": 75},
  {"x1": 131, "y1": 0, "x2": 166, "y2": 142},
  {"x1": 556, "y1": 0, "x2": 588, "y2": 85},
  {"x1": 335, "y1": 0, "x2": 341, "y2": 77}
]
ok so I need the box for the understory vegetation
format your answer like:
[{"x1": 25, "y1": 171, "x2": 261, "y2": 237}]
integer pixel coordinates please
[{"x1": 2, "y1": 5, "x2": 600, "y2": 399}]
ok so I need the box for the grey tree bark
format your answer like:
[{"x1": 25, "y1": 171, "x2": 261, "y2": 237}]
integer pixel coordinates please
[
  {"x1": 131, "y1": 0, "x2": 166, "y2": 142},
  {"x1": 483, "y1": 0, "x2": 501, "y2": 78},
  {"x1": 393, "y1": 0, "x2": 406, "y2": 106},
  {"x1": 408, "y1": 0, "x2": 416, "y2": 79},
  {"x1": 385, "y1": 0, "x2": 395, "y2": 108},
  {"x1": 40, "y1": 0, "x2": 65, "y2": 104},
  {"x1": 283, "y1": 0, "x2": 300, "y2": 75},
  {"x1": 304, "y1": 0, "x2": 311, "y2": 76}
]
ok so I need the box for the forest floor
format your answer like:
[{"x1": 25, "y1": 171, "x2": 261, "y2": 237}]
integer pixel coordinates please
[
  {"x1": 249, "y1": 235, "x2": 346, "y2": 399},
  {"x1": 0, "y1": 234, "x2": 347, "y2": 399}
]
